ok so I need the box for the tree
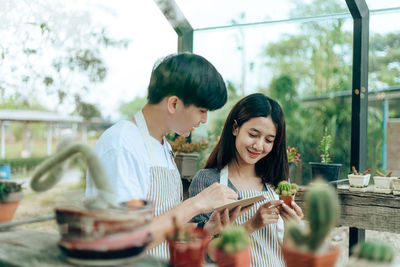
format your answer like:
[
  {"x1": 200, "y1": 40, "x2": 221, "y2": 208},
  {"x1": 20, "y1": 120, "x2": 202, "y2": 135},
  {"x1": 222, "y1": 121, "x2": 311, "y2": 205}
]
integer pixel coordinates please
[{"x1": 0, "y1": 0, "x2": 129, "y2": 114}]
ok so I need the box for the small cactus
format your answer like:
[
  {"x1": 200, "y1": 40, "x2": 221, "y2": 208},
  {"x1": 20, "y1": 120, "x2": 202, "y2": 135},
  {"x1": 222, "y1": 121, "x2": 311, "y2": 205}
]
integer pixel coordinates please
[
  {"x1": 320, "y1": 127, "x2": 332, "y2": 163},
  {"x1": 30, "y1": 137, "x2": 117, "y2": 208},
  {"x1": 375, "y1": 170, "x2": 392, "y2": 177},
  {"x1": 275, "y1": 181, "x2": 298, "y2": 196},
  {"x1": 286, "y1": 180, "x2": 339, "y2": 252},
  {"x1": 214, "y1": 225, "x2": 249, "y2": 254},
  {"x1": 353, "y1": 240, "x2": 394, "y2": 262}
]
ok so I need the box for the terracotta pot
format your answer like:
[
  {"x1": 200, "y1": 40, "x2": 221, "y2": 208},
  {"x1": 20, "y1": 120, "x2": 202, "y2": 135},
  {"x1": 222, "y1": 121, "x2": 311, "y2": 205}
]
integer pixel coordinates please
[
  {"x1": 0, "y1": 191, "x2": 23, "y2": 223},
  {"x1": 167, "y1": 228, "x2": 210, "y2": 267},
  {"x1": 281, "y1": 245, "x2": 340, "y2": 267},
  {"x1": 279, "y1": 195, "x2": 295, "y2": 208},
  {"x1": 216, "y1": 247, "x2": 251, "y2": 267}
]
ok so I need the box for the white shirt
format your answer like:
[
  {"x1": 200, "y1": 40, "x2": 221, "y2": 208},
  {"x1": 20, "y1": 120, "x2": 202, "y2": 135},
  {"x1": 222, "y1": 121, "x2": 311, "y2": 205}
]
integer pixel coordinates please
[{"x1": 85, "y1": 120, "x2": 176, "y2": 203}]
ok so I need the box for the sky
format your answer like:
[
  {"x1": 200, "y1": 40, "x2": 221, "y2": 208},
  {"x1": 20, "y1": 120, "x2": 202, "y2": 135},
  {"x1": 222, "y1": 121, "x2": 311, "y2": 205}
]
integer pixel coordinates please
[{"x1": 3, "y1": 0, "x2": 400, "y2": 121}]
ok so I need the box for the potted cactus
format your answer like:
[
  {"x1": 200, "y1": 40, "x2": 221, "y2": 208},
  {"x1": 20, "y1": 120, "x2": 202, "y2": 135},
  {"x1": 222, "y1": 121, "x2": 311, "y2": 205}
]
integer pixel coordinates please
[
  {"x1": 373, "y1": 170, "x2": 397, "y2": 190},
  {"x1": 275, "y1": 181, "x2": 297, "y2": 208},
  {"x1": 213, "y1": 225, "x2": 251, "y2": 267},
  {"x1": 0, "y1": 180, "x2": 23, "y2": 222},
  {"x1": 281, "y1": 180, "x2": 340, "y2": 267},
  {"x1": 347, "y1": 240, "x2": 398, "y2": 266},
  {"x1": 30, "y1": 138, "x2": 154, "y2": 263},
  {"x1": 166, "y1": 216, "x2": 210, "y2": 267},
  {"x1": 348, "y1": 166, "x2": 371, "y2": 188},
  {"x1": 309, "y1": 128, "x2": 342, "y2": 185}
]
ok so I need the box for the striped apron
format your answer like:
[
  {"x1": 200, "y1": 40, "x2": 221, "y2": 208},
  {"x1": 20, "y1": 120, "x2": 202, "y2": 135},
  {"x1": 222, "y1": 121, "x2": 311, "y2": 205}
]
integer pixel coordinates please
[
  {"x1": 135, "y1": 111, "x2": 182, "y2": 260},
  {"x1": 220, "y1": 166, "x2": 285, "y2": 267}
]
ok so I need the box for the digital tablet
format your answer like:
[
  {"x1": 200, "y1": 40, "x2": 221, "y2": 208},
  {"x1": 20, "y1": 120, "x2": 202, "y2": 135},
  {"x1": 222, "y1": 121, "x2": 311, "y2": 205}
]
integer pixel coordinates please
[{"x1": 214, "y1": 195, "x2": 266, "y2": 212}]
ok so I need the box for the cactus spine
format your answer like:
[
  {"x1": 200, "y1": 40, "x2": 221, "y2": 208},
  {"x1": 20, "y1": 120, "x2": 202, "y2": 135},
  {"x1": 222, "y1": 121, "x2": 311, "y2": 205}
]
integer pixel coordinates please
[
  {"x1": 286, "y1": 180, "x2": 339, "y2": 252},
  {"x1": 30, "y1": 139, "x2": 116, "y2": 207}
]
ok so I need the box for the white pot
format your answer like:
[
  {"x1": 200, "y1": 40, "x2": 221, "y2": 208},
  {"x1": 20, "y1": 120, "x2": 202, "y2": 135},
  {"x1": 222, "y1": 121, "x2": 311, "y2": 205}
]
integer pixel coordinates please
[
  {"x1": 392, "y1": 178, "x2": 400, "y2": 191},
  {"x1": 373, "y1": 176, "x2": 396, "y2": 189},
  {"x1": 348, "y1": 174, "x2": 370, "y2": 188}
]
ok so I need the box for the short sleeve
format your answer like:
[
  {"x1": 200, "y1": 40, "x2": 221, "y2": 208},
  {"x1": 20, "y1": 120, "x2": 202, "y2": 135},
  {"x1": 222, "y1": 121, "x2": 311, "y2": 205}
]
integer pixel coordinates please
[{"x1": 86, "y1": 147, "x2": 149, "y2": 203}]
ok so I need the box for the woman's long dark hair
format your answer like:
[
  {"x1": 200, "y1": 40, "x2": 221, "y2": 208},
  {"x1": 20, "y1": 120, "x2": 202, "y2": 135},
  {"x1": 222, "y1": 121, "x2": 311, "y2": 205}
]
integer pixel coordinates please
[{"x1": 205, "y1": 93, "x2": 288, "y2": 187}]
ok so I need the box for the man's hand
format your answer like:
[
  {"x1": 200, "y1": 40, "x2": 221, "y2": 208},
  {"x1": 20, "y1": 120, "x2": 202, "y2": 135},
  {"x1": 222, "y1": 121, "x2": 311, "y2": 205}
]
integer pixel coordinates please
[
  {"x1": 193, "y1": 183, "x2": 238, "y2": 213},
  {"x1": 244, "y1": 200, "x2": 282, "y2": 234}
]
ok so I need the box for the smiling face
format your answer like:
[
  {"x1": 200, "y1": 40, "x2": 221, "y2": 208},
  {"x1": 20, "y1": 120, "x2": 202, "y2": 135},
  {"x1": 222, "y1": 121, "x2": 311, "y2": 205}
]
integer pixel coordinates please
[{"x1": 233, "y1": 116, "x2": 277, "y2": 166}]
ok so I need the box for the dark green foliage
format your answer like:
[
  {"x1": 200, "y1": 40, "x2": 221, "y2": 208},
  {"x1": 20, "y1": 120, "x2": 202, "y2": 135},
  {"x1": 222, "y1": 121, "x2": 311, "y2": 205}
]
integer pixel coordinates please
[
  {"x1": 286, "y1": 180, "x2": 339, "y2": 252},
  {"x1": 0, "y1": 181, "x2": 22, "y2": 202}
]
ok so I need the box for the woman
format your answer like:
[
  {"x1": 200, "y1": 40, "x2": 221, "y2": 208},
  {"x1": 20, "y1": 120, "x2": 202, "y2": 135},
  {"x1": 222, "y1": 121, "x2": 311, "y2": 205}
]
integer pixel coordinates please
[{"x1": 189, "y1": 93, "x2": 303, "y2": 267}]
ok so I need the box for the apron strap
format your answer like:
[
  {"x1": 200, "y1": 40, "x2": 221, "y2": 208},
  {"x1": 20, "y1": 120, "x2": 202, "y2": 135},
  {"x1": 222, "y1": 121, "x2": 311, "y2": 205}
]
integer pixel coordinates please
[
  {"x1": 134, "y1": 110, "x2": 157, "y2": 167},
  {"x1": 220, "y1": 165, "x2": 229, "y2": 186}
]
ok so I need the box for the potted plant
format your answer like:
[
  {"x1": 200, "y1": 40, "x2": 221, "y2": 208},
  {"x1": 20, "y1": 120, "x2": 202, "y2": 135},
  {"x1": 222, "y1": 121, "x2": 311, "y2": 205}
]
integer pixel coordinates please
[
  {"x1": 170, "y1": 136, "x2": 208, "y2": 179},
  {"x1": 30, "y1": 138, "x2": 154, "y2": 263},
  {"x1": 0, "y1": 180, "x2": 23, "y2": 222},
  {"x1": 309, "y1": 128, "x2": 342, "y2": 184},
  {"x1": 281, "y1": 180, "x2": 340, "y2": 267},
  {"x1": 373, "y1": 170, "x2": 397, "y2": 189},
  {"x1": 213, "y1": 225, "x2": 251, "y2": 267},
  {"x1": 348, "y1": 166, "x2": 371, "y2": 188},
  {"x1": 167, "y1": 217, "x2": 210, "y2": 267},
  {"x1": 275, "y1": 181, "x2": 298, "y2": 208},
  {"x1": 347, "y1": 240, "x2": 398, "y2": 266}
]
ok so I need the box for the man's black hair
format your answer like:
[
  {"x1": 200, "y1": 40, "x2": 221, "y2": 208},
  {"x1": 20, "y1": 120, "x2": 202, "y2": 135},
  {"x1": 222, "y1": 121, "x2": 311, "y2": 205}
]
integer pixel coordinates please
[{"x1": 147, "y1": 53, "x2": 227, "y2": 111}]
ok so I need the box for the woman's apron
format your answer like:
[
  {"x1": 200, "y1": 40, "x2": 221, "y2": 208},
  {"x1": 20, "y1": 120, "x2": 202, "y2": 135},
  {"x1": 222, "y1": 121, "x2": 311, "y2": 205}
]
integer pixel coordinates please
[
  {"x1": 134, "y1": 111, "x2": 182, "y2": 260},
  {"x1": 220, "y1": 166, "x2": 285, "y2": 267}
]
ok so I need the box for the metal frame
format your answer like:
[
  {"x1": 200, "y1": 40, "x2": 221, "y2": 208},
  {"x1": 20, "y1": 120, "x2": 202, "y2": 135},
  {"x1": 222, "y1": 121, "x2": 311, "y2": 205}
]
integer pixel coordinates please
[{"x1": 345, "y1": 0, "x2": 369, "y2": 253}]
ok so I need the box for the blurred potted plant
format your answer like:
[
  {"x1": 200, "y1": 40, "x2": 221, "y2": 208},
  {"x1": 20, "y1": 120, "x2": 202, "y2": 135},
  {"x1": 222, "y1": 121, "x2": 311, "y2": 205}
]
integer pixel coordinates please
[
  {"x1": 0, "y1": 180, "x2": 23, "y2": 222},
  {"x1": 213, "y1": 225, "x2": 251, "y2": 267},
  {"x1": 167, "y1": 217, "x2": 210, "y2": 267},
  {"x1": 287, "y1": 146, "x2": 301, "y2": 167},
  {"x1": 281, "y1": 180, "x2": 340, "y2": 267},
  {"x1": 373, "y1": 170, "x2": 397, "y2": 190},
  {"x1": 347, "y1": 240, "x2": 398, "y2": 266},
  {"x1": 348, "y1": 166, "x2": 371, "y2": 188},
  {"x1": 309, "y1": 128, "x2": 342, "y2": 184},
  {"x1": 30, "y1": 138, "x2": 154, "y2": 262},
  {"x1": 275, "y1": 181, "x2": 298, "y2": 208},
  {"x1": 170, "y1": 136, "x2": 208, "y2": 179}
]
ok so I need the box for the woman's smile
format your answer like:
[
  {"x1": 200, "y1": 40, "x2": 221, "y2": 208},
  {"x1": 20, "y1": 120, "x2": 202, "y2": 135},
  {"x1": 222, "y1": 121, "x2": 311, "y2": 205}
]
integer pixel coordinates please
[{"x1": 247, "y1": 149, "x2": 261, "y2": 159}]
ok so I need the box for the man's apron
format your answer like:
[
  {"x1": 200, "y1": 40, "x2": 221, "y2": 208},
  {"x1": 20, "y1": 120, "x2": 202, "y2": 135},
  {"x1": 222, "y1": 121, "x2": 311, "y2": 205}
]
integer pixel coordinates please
[{"x1": 134, "y1": 111, "x2": 182, "y2": 259}]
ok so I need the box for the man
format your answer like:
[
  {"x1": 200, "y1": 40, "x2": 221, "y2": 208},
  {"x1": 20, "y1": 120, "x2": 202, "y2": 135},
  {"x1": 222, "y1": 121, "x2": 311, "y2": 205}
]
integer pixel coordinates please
[{"x1": 86, "y1": 53, "x2": 241, "y2": 259}]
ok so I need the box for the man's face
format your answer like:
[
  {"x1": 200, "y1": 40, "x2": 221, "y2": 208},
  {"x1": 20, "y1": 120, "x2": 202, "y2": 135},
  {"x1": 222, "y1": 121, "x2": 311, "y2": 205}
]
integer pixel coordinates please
[{"x1": 172, "y1": 104, "x2": 208, "y2": 137}]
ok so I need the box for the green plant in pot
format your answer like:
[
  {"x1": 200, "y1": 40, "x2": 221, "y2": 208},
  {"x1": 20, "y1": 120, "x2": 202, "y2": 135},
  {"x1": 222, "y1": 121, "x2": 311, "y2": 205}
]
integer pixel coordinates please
[
  {"x1": 0, "y1": 180, "x2": 23, "y2": 222},
  {"x1": 213, "y1": 225, "x2": 251, "y2": 267},
  {"x1": 166, "y1": 216, "x2": 210, "y2": 267},
  {"x1": 170, "y1": 136, "x2": 208, "y2": 179},
  {"x1": 309, "y1": 128, "x2": 342, "y2": 185},
  {"x1": 29, "y1": 137, "x2": 154, "y2": 263},
  {"x1": 348, "y1": 240, "x2": 399, "y2": 266},
  {"x1": 281, "y1": 180, "x2": 340, "y2": 267},
  {"x1": 275, "y1": 181, "x2": 298, "y2": 208}
]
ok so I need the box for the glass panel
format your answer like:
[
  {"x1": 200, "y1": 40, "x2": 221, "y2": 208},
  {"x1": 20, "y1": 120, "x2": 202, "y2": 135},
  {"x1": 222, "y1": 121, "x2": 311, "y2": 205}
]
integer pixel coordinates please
[
  {"x1": 366, "y1": 0, "x2": 400, "y2": 10},
  {"x1": 368, "y1": 10, "x2": 400, "y2": 174},
  {"x1": 195, "y1": 7, "x2": 355, "y2": 184},
  {"x1": 176, "y1": 0, "x2": 349, "y2": 30}
]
